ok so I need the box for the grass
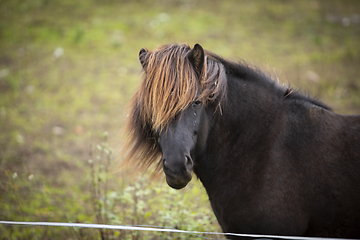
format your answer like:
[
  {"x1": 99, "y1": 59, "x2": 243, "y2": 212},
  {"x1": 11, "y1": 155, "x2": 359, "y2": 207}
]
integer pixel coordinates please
[{"x1": 0, "y1": 0, "x2": 359, "y2": 239}]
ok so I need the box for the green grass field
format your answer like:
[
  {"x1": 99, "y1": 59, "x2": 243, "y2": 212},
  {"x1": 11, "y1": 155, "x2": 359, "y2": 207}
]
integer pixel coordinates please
[{"x1": 0, "y1": 0, "x2": 359, "y2": 239}]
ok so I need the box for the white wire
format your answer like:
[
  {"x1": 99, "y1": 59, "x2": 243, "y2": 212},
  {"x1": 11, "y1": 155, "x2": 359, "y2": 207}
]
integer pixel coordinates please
[{"x1": 0, "y1": 221, "x2": 352, "y2": 240}]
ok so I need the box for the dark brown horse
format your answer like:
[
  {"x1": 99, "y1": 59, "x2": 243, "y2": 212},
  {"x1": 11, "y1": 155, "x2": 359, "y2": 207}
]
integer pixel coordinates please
[{"x1": 123, "y1": 43, "x2": 360, "y2": 239}]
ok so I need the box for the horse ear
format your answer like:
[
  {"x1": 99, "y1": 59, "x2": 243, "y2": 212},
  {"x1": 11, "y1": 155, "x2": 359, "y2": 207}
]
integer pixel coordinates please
[
  {"x1": 187, "y1": 43, "x2": 205, "y2": 77},
  {"x1": 139, "y1": 48, "x2": 149, "y2": 70}
]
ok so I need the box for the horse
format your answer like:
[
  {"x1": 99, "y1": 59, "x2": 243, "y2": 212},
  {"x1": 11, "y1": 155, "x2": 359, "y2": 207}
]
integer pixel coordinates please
[{"x1": 123, "y1": 43, "x2": 360, "y2": 239}]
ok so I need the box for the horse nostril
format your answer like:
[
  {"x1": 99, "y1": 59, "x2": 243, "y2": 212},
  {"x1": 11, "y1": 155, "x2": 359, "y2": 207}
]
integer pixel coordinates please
[
  {"x1": 185, "y1": 156, "x2": 193, "y2": 170},
  {"x1": 163, "y1": 159, "x2": 168, "y2": 169},
  {"x1": 163, "y1": 159, "x2": 175, "y2": 174}
]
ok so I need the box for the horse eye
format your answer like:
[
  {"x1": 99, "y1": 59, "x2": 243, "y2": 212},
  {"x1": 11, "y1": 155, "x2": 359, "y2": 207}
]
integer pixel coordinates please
[{"x1": 193, "y1": 99, "x2": 202, "y2": 106}]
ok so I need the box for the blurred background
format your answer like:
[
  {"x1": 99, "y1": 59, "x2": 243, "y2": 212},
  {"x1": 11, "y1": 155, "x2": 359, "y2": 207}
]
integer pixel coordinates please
[{"x1": 0, "y1": 0, "x2": 359, "y2": 239}]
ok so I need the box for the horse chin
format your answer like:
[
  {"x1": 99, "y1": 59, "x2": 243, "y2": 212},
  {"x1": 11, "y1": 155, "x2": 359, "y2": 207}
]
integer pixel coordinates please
[{"x1": 165, "y1": 174, "x2": 192, "y2": 190}]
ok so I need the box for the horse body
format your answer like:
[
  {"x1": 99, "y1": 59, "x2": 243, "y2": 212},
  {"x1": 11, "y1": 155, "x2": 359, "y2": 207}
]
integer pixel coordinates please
[
  {"x1": 195, "y1": 73, "x2": 360, "y2": 237},
  {"x1": 125, "y1": 43, "x2": 360, "y2": 238}
]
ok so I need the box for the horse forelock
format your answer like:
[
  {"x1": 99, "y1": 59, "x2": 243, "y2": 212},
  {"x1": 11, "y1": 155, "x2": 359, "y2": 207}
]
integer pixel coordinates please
[
  {"x1": 138, "y1": 44, "x2": 200, "y2": 131},
  {"x1": 123, "y1": 43, "x2": 227, "y2": 173}
]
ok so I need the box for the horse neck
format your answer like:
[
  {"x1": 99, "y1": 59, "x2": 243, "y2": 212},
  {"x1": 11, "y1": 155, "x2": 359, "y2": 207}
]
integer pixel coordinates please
[
  {"x1": 218, "y1": 74, "x2": 282, "y2": 143},
  {"x1": 195, "y1": 74, "x2": 283, "y2": 191}
]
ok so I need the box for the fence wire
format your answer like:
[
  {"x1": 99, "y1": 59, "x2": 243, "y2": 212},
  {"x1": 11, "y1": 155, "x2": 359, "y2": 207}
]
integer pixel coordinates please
[{"x1": 0, "y1": 221, "x2": 352, "y2": 240}]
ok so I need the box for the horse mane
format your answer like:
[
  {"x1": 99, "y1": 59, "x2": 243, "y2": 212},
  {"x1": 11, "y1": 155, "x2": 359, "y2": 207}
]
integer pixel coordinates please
[
  {"x1": 122, "y1": 43, "x2": 227, "y2": 174},
  {"x1": 209, "y1": 52, "x2": 331, "y2": 111}
]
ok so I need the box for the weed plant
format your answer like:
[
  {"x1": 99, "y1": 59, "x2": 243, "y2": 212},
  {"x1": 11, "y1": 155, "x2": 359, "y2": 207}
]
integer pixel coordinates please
[{"x1": 89, "y1": 132, "x2": 221, "y2": 240}]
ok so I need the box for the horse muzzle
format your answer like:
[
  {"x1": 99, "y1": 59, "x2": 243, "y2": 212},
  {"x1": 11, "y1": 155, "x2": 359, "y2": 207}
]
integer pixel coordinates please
[{"x1": 163, "y1": 156, "x2": 193, "y2": 189}]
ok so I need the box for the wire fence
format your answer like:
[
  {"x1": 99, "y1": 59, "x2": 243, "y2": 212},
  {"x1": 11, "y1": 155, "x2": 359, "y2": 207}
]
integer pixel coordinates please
[{"x1": 0, "y1": 221, "x2": 352, "y2": 240}]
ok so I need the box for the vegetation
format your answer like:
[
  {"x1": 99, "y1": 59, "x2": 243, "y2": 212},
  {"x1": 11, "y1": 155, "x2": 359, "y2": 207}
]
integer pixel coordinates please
[{"x1": 0, "y1": 0, "x2": 359, "y2": 239}]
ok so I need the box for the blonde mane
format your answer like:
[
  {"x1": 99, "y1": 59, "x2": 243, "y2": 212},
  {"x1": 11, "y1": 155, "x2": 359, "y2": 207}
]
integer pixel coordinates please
[{"x1": 122, "y1": 43, "x2": 227, "y2": 173}]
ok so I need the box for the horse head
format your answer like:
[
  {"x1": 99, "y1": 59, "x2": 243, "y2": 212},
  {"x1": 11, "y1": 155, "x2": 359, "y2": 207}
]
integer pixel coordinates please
[
  {"x1": 126, "y1": 43, "x2": 225, "y2": 189},
  {"x1": 139, "y1": 44, "x2": 209, "y2": 189}
]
